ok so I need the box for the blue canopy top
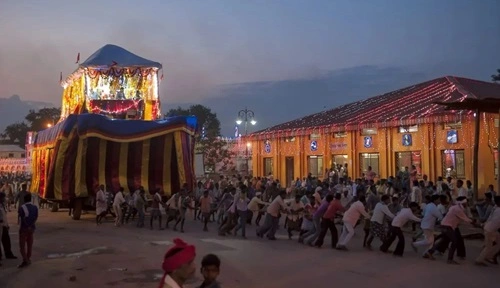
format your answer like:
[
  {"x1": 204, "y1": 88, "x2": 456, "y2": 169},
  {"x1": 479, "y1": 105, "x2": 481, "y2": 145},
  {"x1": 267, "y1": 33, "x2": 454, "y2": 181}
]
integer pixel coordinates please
[
  {"x1": 34, "y1": 114, "x2": 197, "y2": 146},
  {"x1": 79, "y1": 44, "x2": 162, "y2": 69}
]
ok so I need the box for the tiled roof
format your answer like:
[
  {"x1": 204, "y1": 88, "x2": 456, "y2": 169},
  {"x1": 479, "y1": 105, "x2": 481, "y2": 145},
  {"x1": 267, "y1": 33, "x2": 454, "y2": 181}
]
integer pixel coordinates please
[
  {"x1": 0, "y1": 145, "x2": 25, "y2": 152},
  {"x1": 252, "y1": 76, "x2": 500, "y2": 136}
]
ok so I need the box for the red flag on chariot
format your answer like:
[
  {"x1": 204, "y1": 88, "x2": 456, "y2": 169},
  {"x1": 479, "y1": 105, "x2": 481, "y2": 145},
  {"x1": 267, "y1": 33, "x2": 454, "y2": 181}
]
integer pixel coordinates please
[{"x1": 60, "y1": 72, "x2": 62, "y2": 82}]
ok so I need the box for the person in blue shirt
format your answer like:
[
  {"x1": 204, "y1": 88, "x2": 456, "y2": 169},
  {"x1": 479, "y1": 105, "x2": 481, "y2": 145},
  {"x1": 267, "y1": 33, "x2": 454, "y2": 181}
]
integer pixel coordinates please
[{"x1": 17, "y1": 193, "x2": 38, "y2": 268}]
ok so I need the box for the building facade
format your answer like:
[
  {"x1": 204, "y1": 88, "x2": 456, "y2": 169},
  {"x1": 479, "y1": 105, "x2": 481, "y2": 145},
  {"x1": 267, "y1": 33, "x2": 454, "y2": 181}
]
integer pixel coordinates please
[
  {"x1": 0, "y1": 144, "x2": 26, "y2": 158},
  {"x1": 249, "y1": 76, "x2": 500, "y2": 196},
  {"x1": 0, "y1": 144, "x2": 28, "y2": 173}
]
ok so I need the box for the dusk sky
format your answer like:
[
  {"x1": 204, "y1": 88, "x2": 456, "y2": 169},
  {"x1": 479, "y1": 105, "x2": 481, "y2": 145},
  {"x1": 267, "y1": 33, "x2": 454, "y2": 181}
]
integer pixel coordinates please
[{"x1": 1, "y1": 0, "x2": 499, "y2": 134}]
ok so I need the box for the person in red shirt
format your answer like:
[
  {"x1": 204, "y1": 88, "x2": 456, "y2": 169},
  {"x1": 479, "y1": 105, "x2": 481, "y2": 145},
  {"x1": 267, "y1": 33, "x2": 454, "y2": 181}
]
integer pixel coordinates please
[{"x1": 315, "y1": 193, "x2": 345, "y2": 248}]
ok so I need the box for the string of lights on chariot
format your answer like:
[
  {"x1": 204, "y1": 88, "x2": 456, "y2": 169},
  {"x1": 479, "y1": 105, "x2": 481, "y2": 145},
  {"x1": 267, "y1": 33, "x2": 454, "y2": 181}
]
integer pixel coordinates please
[{"x1": 60, "y1": 44, "x2": 163, "y2": 120}]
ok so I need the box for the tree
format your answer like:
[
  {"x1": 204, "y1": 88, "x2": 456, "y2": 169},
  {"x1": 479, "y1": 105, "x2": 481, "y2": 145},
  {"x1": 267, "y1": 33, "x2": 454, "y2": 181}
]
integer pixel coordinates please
[
  {"x1": 25, "y1": 107, "x2": 61, "y2": 131},
  {"x1": 1, "y1": 122, "x2": 29, "y2": 147},
  {"x1": 1, "y1": 107, "x2": 61, "y2": 148},
  {"x1": 200, "y1": 137, "x2": 235, "y2": 173},
  {"x1": 493, "y1": 69, "x2": 500, "y2": 83},
  {"x1": 166, "y1": 104, "x2": 221, "y2": 138},
  {"x1": 166, "y1": 105, "x2": 234, "y2": 174}
]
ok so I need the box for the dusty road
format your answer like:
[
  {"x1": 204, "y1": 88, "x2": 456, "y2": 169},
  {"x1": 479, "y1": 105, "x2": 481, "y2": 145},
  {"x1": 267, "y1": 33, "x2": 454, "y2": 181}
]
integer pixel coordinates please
[{"x1": 0, "y1": 208, "x2": 497, "y2": 288}]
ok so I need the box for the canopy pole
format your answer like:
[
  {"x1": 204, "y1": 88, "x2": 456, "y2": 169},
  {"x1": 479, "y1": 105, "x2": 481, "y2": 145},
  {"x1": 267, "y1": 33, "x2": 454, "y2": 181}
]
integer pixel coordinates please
[
  {"x1": 497, "y1": 109, "x2": 500, "y2": 195},
  {"x1": 473, "y1": 109, "x2": 479, "y2": 201}
]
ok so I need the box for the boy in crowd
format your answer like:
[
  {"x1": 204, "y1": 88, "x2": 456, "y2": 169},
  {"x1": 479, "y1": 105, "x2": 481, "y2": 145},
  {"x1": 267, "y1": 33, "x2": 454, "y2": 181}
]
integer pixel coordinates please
[{"x1": 198, "y1": 254, "x2": 221, "y2": 288}]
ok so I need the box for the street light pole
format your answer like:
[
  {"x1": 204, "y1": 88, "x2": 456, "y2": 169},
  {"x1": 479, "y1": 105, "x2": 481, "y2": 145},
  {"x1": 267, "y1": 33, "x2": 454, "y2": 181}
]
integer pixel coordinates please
[{"x1": 236, "y1": 108, "x2": 256, "y2": 175}]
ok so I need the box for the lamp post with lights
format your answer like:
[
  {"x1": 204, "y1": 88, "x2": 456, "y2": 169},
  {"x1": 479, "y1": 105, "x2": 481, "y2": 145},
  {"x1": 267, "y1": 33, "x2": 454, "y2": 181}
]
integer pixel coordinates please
[{"x1": 236, "y1": 108, "x2": 257, "y2": 175}]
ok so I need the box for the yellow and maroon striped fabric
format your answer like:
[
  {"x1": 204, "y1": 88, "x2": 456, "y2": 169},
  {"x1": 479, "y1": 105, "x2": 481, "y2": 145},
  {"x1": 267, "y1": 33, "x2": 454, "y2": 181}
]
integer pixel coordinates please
[{"x1": 31, "y1": 128, "x2": 195, "y2": 200}]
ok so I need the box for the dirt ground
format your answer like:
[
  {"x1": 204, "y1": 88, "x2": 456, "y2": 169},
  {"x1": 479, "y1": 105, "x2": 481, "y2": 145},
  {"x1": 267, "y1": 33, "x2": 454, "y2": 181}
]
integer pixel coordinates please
[{"x1": 0, "y1": 208, "x2": 497, "y2": 288}]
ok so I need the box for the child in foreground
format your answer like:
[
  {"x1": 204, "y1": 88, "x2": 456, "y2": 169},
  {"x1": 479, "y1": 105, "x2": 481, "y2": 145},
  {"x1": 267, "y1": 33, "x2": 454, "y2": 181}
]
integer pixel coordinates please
[{"x1": 198, "y1": 254, "x2": 221, "y2": 288}]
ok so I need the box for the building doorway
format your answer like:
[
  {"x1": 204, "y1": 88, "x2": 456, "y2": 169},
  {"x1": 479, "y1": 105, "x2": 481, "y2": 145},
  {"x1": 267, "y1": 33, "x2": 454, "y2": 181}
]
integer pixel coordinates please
[
  {"x1": 442, "y1": 149, "x2": 465, "y2": 178},
  {"x1": 395, "y1": 151, "x2": 422, "y2": 175},
  {"x1": 263, "y1": 157, "x2": 273, "y2": 177},
  {"x1": 331, "y1": 154, "x2": 348, "y2": 168},
  {"x1": 308, "y1": 155, "x2": 324, "y2": 178},
  {"x1": 285, "y1": 157, "x2": 294, "y2": 187},
  {"x1": 359, "y1": 153, "x2": 379, "y2": 177}
]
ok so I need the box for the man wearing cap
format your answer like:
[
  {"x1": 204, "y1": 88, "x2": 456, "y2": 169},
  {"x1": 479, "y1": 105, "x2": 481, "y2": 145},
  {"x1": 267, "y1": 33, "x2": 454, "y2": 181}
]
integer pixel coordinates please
[{"x1": 159, "y1": 238, "x2": 196, "y2": 288}]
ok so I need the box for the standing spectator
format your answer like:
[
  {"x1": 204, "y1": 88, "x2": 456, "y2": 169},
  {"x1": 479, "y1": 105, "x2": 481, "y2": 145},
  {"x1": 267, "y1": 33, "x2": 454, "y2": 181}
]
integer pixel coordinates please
[
  {"x1": 113, "y1": 187, "x2": 126, "y2": 227},
  {"x1": 135, "y1": 189, "x2": 146, "y2": 228},
  {"x1": 18, "y1": 193, "x2": 38, "y2": 268},
  {"x1": 15, "y1": 183, "x2": 29, "y2": 209},
  {"x1": 0, "y1": 192, "x2": 17, "y2": 260}
]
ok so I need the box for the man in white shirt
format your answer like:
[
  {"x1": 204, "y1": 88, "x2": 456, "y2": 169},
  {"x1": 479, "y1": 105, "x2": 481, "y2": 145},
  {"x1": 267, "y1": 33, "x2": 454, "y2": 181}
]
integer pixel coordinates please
[
  {"x1": 366, "y1": 195, "x2": 395, "y2": 249},
  {"x1": 456, "y1": 180, "x2": 468, "y2": 198},
  {"x1": 475, "y1": 196, "x2": 500, "y2": 266},
  {"x1": 352, "y1": 180, "x2": 359, "y2": 198},
  {"x1": 257, "y1": 190, "x2": 287, "y2": 240},
  {"x1": 336, "y1": 195, "x2": 370, "y2": 250},
  {"x1": 165, "y1": 192, "x2": 180, "y2": 229},
  {"x1": 113, "y1": 187, "x2": 126, "y2": 227},
  {"x1": 340, "y1": 190, "x2": 352, "y2": 208},
  {"x1": 247, "y1": 192, "x2": 269, "y2": 225},
  {"x1": 412, "y1": 195, "x2": 443, "y2": 255},
  {"x1": 380, "y1": 202, "x2": 421, "y2": 256},
  {"x1": 313, "y1": 187, "x2": 322, "y2": 206},
  {"x1": 286, "y1": 194, "x2": 305, "y2": 239},
  {"x1": 411, "y1": 180, "x2": 422, "y2": 205}
]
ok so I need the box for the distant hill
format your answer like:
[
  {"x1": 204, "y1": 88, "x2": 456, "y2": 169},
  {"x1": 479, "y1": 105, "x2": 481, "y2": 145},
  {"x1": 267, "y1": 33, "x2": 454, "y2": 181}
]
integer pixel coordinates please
[{"x1": 0, "y1": 95, "x2": 55, "y2": 132}]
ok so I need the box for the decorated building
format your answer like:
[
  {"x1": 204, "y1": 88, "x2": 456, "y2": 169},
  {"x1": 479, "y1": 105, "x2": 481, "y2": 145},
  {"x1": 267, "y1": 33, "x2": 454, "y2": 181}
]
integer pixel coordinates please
[
  {"x1": 60, "y1": 44, "x2": 162, "y2": 120},
  {"x1": 0, "y1": 145, "x2": 28, "y2": 173},
  {"x1": 249, "y1": 76, "x2": 500, "y2": 195}
]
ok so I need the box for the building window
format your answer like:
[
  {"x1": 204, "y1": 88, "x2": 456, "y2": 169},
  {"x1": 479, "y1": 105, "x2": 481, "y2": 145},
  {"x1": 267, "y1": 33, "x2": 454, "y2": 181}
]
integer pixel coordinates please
[
  {"x1": 284, "y1": 136, "x2": 296, "y2": 142},
  {"x1": 309, "y1": 133, "x2": 321, "y2": 140},
  {"x1": 360, "y1": 128, "x2": 377, "y2": 135},
  {"x1": 396, "y1": 151, "x2": 422, "y2": 175},
  {"x1": 308, "y1": 155, "x2": 323, "y2": 178},
  {"x1": 333, "y1": 132, "x2": 347, "y2": 138},
  {"x1": 359, "y1": 153, "x2": 379, "y2": 176},
  {"x1": 8, "y1": 153, "x2": 14, "y2": 158},
  {"x1": 442, "y1": 149, "x2": 465, "y2": 178},
  {"x1": 21, "y1": 153, "x2": 26, "y2": 158},
  {"x1": 263, "y1": 157, "x2": 273, "y2": 176},
  {"x1": 399, "y1": 125, "x2": 418, "y2": 133}
]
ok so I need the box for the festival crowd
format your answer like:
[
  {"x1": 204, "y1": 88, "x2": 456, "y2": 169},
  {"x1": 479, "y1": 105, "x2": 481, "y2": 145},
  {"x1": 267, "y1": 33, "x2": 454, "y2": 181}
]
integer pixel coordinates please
[{"x1": 1, "y1": 166, "x2": 500, "y2": 287}]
